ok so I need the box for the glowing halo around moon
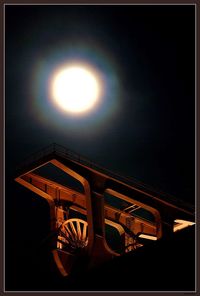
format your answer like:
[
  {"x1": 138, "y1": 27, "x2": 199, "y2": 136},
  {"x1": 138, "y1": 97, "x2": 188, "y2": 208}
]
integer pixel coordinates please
[
  {"x1": 50, "y1": 63, "x2": 103, "y2": 115},
  {"x1": 32, "y1": 46, "x2": 121, "y2": 131}
]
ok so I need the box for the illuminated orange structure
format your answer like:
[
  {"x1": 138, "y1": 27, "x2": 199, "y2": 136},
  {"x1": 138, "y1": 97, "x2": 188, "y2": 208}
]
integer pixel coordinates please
[{"x1": 15, "y1": 144, "x2": 195, "y2": 276}]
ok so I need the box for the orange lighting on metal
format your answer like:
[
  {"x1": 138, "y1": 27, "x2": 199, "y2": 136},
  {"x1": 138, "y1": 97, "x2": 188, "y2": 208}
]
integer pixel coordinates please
[
  {"x1": 173, "y1": 219, "x2": 195, "y2": 232},
  {"x1": 138, "y1": 234, "x2": 158, "y2": 241}
]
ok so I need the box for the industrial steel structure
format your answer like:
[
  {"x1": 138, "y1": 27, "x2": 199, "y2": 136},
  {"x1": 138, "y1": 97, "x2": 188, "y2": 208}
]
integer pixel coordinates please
[{"x1": 15, "y1": 144, "x2": 195, "y2": 276}]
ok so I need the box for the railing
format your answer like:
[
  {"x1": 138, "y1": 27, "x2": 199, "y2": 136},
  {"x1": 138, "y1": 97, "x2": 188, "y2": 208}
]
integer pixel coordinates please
[{"x1": 16, "y1": 143, "x2": 195, "y2": 213}]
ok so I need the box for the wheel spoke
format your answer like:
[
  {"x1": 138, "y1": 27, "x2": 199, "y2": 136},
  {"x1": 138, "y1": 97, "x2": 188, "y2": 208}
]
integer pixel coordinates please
[
  {"x1": 69, "y1": 221, "x2": 78, "y2": 237},
  {"x1": 64, "y1": 224, "x2": 75, "y2": 240},
  {"x1": 76, "y1": 221, "x2": 82, "y2": 240},
  {"x1": 82, "y1": 223, "x2": 87, "y2": 241}
]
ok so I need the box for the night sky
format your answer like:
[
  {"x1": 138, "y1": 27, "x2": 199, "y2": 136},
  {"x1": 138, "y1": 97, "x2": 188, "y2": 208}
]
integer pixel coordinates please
[{"x1": 5, "y1": 4, "x2": 195, "y2": 291}]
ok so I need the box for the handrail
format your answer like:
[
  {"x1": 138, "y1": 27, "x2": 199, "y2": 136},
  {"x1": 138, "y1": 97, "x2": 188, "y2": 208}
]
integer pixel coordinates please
[{"x1": 15, "y1": 143, "x2": 195, "y2": 213}]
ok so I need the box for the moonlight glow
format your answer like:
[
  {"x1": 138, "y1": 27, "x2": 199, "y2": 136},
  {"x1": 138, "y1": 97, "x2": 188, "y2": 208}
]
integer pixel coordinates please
[{"x1": 50, "y1": 63, "x2": 102, "y2": 114}]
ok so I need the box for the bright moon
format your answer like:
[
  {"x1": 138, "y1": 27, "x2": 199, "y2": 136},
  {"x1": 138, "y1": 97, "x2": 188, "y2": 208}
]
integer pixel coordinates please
[{"x1": 51, "y1": 63, "x2": 102, "y2": 114}]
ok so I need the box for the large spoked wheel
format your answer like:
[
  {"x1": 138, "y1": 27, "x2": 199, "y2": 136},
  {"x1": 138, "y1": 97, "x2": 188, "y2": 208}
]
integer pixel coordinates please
[{"x1": 57, "y1": 218, "x2": 88, "y2": 253}]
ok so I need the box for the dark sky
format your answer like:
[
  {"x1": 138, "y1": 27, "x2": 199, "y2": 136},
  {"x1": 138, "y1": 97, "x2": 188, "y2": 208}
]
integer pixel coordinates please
[
  {"x1": 5, "y1": 4, "x2": 195, "y2": 291},
  {"x1": 6, "y1": 4, "x2": 195, "y2": 203}
]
